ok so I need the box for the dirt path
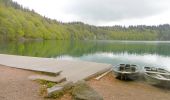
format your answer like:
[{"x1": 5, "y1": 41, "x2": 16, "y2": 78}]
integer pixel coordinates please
[
  {"x1": 0, "y1": 65, "x2": 44, "y2": 100},
  {"x1": 0, "y1": 65, "x2": 71, "y2": 100},
  {"x1": 88, "y1": 73, "x2": 170, "y2": 100}
]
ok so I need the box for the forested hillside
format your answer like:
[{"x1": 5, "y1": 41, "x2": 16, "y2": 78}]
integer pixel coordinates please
[{"x1": 1, "y1": 0, "x2": 170, "y2": 41}]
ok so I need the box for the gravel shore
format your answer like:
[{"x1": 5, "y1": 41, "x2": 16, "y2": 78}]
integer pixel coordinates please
[
  {"x1": 0, "y1": 65, "x2": 170, "y2": 100},
  {"x1": 0, "y1": 65, "x2": 71, "y2": 100},
  {"x1": 88, "y1": 72, "x2": 170, "y2": 100}
]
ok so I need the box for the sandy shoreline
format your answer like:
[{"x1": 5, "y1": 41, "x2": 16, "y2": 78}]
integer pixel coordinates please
[
  {"x1": 0, "y1": 65, "x2": 170, "y2": 100},
  {"x1": 0, "y1": 65, "x2": 71, "y2": 100},
  {"x1": 0, "y1": 65, "x2": 42, "y2": 100},
  {"x1": 88, "y1": 73, "x2": 170, "y2": 100}
]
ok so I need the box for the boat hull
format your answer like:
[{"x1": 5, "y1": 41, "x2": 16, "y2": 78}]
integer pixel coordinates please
[
  {"x1": 112, "y1": 71, "x2": 139, "y2": 80},
  {"x1": 144, "y1": 73, "x2": 170, "y2": 88},
  {"x1": 112, "y1": 64, "x2": 139, "y2": 80}
]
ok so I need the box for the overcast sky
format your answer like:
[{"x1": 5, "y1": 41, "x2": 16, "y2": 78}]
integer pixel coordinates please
[{"x1": 12, "y1": 0, "x2": 170, "y2": 26}]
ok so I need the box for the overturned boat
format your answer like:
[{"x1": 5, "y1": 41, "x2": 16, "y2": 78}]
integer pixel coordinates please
[
  {"x1": 112, "y1": 64, "x2": 140, "y2": 80},
  {"x1": 144, "y1": 67, "x2": 170, "y2": 87}
]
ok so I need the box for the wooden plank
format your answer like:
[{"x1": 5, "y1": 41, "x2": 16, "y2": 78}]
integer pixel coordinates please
[{"x1": 95, "y1": 69, "x2": 113, "y2": 80}]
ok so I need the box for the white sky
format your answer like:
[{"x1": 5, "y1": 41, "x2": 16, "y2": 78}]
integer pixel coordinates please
[{"x1": 12, "y1": 0, "x2": 170, "y2": 26}]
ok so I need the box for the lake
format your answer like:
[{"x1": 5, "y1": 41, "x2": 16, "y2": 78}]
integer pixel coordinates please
[{"x1": 0, "y1": 40, "x2": 170, "y2": 70}]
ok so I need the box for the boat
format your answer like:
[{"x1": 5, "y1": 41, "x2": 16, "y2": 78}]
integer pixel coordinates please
[
  {"x1": 112, "y1": 64, "x2": 140, "y2": 80},
  {"x1": 144, "y1": 67, "x2": 170, "y2": 87}
]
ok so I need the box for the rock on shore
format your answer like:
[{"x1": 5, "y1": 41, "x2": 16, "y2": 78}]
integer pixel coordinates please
[{"x1": 72, "y1": 80, "x2": 103, "y2": 100}]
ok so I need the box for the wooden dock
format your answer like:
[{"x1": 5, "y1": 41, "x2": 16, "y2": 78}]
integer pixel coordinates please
[{"x1": 0, "y1": 54, "x2": 112, "y2": 82}]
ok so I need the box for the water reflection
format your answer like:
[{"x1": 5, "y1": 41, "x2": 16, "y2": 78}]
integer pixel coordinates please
[
  {"x1": 0, "y1": 40, "x2": 170, "y2": 70},
  {"x1": 58, "y1": 52, "x2": 170, "y2": 70}
]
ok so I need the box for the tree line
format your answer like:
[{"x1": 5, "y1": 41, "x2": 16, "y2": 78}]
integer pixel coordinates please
[{"x1": 0, "y1": 0, "x2": 170, "y2": 41}]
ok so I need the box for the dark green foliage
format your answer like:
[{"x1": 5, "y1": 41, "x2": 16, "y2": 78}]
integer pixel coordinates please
[{"x1": 0, "y1": 0, "x2": 170, "y2": 41}]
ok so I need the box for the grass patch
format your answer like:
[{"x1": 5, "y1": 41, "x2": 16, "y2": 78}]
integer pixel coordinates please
[
  {"x1": 46, "y1": 88, "x2": 73, "y2": 99},
  {"x1": 37, "y1": 79, "x2": 66, "y2": 98},
  {"x1": 36, "y1": 79, "x2": 74, "y2": 99},
  {"x1": 36, "y1": 79, "x2": 57, "y2": 88}
]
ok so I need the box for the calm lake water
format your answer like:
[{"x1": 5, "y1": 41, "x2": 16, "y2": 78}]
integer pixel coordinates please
[{"x1": 0, "y1": 40, "x2": 170, "y2": 70}]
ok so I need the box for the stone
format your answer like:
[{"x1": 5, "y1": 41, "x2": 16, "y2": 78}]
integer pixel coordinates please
[
  {"x1": 62, "y1": 81, "x2": 74, "y2": 90},
  {"x1": 28, "y1": 75, "x2": 66, "y2": 83},
  {"x1": 72, "y1": 80, "x2": 103, "y2": 100},
  {"x1": 47, "y1": 86, "x2": 63, "y2": 97},
  {"x1": 47, "y1": 81, "x2": 74, "y2": 98}
]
